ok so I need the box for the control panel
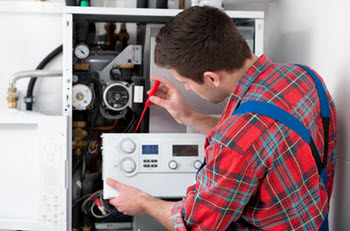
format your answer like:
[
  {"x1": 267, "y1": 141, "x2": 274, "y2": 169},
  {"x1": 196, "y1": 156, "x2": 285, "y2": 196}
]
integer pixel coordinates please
[{"x1": 102, "y1": 133, "x2": 206, "y2": 199}]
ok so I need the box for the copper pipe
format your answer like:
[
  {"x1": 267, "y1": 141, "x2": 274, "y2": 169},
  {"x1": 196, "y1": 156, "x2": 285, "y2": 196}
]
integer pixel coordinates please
[
  {"x1": 93, "y1": 119, "x2": 119, "y2": 132},
  {"x1": 179, "y1": 0, "x2": 185, "y2": 9}
]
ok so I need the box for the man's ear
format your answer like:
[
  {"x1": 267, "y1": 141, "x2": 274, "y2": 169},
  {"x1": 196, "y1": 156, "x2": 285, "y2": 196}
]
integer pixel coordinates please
[{"x1": 203, "y1": 71, "x2": 220, "y2": 87}]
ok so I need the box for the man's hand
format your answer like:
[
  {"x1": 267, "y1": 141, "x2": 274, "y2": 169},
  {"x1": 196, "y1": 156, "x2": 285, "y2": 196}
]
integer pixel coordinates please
[
  {"x1": 148, "y1": 77, "x2": 193, "y2": 125},
  {"x1": 106, "y1": 177, "x2": 176, "y2": 231},
  {"x1": 106, "y1": 178, "x2": 149, "y2": 216},
  {"x1": 149, "y1": 77, "x2": 219, "y2": 134}
]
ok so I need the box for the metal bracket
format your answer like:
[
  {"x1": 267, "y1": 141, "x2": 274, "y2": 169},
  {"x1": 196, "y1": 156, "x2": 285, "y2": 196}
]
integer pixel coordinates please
[{"x1": 99, "y1": 45, "x2": 142, "y2": 83}]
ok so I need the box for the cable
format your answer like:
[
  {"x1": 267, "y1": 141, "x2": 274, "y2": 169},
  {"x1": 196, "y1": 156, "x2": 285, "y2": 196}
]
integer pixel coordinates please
[
  {"x1": 26, "y1": 44, "x2": 63, "y2": 111},
  {"x1": 80, "y1": 190, "x2": 123, "y2": 219},
  {"x1": 82, "y1": 190, "x2": 103, "y2": 214},
  {"x1": 91, "y1": 203, "x2": 110, "y2": 219},
  {"x1": 127, "y1": 115, "x2": 139, "y2": 133},
  {"x1": 72, "y1": 194, "x2": 92, "y2": 208},
  {"x1": 95, "y1": 213, "x2": 125, "y2": 224},
  {"x1": 122, "y1": 111, "x2": 136, "y2": 133},
  {"x1": 102, "y1": 198, "x2": 119, "y2": 216}
]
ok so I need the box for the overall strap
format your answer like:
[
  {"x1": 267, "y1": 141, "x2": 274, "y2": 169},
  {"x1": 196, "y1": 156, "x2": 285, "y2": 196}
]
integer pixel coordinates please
[
  {"x1": 295, "y1": 65, "x2": 330, "y2": 118},
  {"x1": 232, "y1": 64, "x2": 331, "y2": 231},
  {"x1": 232, "y1": 100, "x2": 329, "y2": 231},
  {"x1": 295, "y1": 64, "x2": 330, "y2": 171},
  {"x1": 232, "y1": 101, "x2": 323, "y2": 174}
]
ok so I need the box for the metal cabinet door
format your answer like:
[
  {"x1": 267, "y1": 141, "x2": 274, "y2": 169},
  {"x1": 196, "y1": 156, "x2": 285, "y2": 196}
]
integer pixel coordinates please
[{"x1": 0, "y1": 112, "x2": 68, "y2": 231}]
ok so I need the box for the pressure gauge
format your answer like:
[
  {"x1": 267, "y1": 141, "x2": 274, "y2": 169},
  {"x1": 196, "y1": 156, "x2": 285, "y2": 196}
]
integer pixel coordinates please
[{"x1": 74, "y1": 43, "x2": 90, "y2": 60}]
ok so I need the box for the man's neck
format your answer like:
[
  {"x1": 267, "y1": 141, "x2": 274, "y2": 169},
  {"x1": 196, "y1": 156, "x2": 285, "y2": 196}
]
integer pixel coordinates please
[{"x1": 223, "y1": 54, "x2": 259, "y2": 96}]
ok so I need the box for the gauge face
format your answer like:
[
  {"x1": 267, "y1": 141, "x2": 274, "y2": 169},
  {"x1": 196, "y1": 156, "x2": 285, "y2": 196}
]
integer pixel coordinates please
[
  {"x1": 103, "y1": 84, "x2": 130, "y2": 111},
  {"x1": 74, "y1": 43, "x2": 90, "y2": 60}
]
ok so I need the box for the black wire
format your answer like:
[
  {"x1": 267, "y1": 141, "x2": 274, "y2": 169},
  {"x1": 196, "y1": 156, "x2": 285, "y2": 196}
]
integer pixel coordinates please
[
  {"x1": 26, "y1": 44, "x2": 63, "y2": 111},
  {"x1": 73, "y1": 77, "x2": 102, "y2": 173},
  {"x1": 127, "y1": 115, "x2": 139, "y2": 133},
  {"x1": 72, "y1": 194, "x2": 92, "y2": 208},
  {"x1": 122, "y1": 111, "x2": 136, "y2": 133}
]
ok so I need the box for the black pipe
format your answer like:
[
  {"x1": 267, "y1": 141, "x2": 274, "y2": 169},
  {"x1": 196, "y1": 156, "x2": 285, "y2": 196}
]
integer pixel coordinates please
[
  {"x1": 25, "y1": 44, "x2": 63, "y2": 111},
  {"x1": 66, "y1": 0, "x2": 77, "y2": 6},
  {"x1": 137, "y1": 0, "x2": 148, "y2": 8}
]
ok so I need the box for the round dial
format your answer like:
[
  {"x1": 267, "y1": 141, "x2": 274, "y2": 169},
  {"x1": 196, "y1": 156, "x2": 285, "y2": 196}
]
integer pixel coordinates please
[
  {"x1": 168, "y1": 160, "x2": 178, "y2": 170},
  {"x1": 74, "y1": 43, "x2": 90, "y2": 60},
  {"x1": 120, "y1": 139, "x2": 136, "y2": 154},
  {"x1": 193, "y1": 160, "x2": 202, "y2": 169},
  {"x1": 121, "y1": 158, "x2": 136, "y2": 173},
  {"x1": 72, "y1": 84, "x2": 94, "y2": 110}
]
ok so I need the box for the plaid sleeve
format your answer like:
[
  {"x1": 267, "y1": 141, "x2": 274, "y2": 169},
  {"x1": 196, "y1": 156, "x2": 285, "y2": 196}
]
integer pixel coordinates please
[{"x1": 170, "y1": 145, "x2": 259, "y2": 230}]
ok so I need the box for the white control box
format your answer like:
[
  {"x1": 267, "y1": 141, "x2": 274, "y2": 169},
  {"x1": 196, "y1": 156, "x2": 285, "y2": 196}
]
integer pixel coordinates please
[{"x1": 102, "y1": 133, "x2": 206, "y2": 199}]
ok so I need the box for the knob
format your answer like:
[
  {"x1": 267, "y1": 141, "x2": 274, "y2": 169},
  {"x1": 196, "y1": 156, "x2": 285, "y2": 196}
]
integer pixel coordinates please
[
  {"x1": 121, "y1": 158, "x2": 136, "y2": 173},
  {"x1": 193, "y1": 160, "x2": 202, "y2": 169},
  {"x1": 121, "y1": 139, "x2": 136, "y2": 154},
  {"x1": 168, "y1": 160, "x2": 178, "y2": 170}
]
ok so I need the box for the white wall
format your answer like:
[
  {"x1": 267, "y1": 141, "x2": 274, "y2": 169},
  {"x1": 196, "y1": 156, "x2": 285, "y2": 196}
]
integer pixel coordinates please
[{"x1": 266, "y1": 0, "x2": 350, "y2": 230}]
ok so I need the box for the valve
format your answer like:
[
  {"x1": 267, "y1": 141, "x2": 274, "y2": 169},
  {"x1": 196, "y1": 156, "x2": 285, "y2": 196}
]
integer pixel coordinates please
[{"x1": 7, "y1": 87, "x2": 18, "y2": 109}]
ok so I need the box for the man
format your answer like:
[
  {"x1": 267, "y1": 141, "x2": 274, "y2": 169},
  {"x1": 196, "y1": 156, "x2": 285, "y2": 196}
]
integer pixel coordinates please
[{"x1": 107, "y1": 6, "x2": 337, "y2": 230}]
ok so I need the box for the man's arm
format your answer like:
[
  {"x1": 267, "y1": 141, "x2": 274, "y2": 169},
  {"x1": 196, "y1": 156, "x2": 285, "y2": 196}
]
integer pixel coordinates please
[
  {"x1": 181, "y1": 110, "x2": 219, "y2": 135},
  {"x1": 106, "y1": 178, "x2": 176, "y2": 231},
  {"x1": 142, "y1": 194, "x2": 176, "y2": 231},
  {"x1": 149, "y1": 77, "x2": 219, "y2": 135}
]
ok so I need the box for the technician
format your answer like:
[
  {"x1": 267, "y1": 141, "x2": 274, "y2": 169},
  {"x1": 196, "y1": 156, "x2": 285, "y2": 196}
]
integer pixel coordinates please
[{"x1": 107, "y1": 6, "x2": 337, "y2": 231}]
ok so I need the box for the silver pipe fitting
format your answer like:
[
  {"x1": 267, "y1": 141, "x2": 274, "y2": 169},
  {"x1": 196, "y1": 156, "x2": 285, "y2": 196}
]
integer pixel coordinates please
[
  {"x1": 9, "y1": 69, "x2": 63, "y2": 88},
  {"x1": 7, "y1": 69, "x2": 63, "y2": 109}
]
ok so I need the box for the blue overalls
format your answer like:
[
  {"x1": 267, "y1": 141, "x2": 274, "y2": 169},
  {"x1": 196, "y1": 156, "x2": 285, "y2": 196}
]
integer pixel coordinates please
[{"x1": 196, "y1": 64, "x2": 330, "y2": 230}]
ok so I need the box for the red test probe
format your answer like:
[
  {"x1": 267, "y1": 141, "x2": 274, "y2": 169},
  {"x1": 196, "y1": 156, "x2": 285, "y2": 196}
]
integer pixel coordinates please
[{"x1": 135, "y1": 80, "x2": 160, "y2": 131}]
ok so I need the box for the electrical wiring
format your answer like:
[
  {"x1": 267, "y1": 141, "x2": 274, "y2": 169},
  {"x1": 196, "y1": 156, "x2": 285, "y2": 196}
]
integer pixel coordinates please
[
  {"x1": 88, "y1": 143, "x2": 98, "y2": 154},
  {"x1": 91, "y1": 203, "x2": 110, "y2": 219},
  {"x1": 81, "y1": 190, "x2": 103, "y2": 214},
  {"x1": 94, "y1": 212, "x2": 125, "y2": 224},
  {"x1": 72, "y1": 194, "x2": 92, "y2": 208},
  {"x1": 92, "y1": 214, "x2": 126, "y2": 229},
  {"x1": 122, "y1": 111, "x2": 136, "y2": 133},
  {"x1": 128, "y1": 115, "x2": 139, "y2": 133},
  {"x1": 80, "y1": 190, "x2": 123, "y2": 219},
  {"x1": 102, "y1": 197, "x2": 119, "y2": 215}
]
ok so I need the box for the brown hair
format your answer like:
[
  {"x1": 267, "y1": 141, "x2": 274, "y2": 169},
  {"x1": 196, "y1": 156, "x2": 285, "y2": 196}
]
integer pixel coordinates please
[{"x1": 155, "y1": 6, "x2": 252, "y2": 84}]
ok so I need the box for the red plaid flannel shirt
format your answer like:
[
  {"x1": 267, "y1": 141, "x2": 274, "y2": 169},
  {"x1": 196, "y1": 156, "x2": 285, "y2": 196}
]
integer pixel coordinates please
[{"x1": 170, "y1": 55, "x2": 337, "y2": 230}]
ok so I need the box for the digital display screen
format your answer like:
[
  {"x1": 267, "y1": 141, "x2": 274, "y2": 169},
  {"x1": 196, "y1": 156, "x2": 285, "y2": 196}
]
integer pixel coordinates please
[
  {"x1": 172, "y1": 145, "x2": 198, "y2": 157},
  {"x1": 142, "y1": 145, "x2": 158, "y2": 155}
]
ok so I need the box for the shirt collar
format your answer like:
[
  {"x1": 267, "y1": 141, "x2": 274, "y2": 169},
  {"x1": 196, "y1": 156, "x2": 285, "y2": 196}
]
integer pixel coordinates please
[{"x1": 220, "y1": 54, "x2": 272, "y2": 121}]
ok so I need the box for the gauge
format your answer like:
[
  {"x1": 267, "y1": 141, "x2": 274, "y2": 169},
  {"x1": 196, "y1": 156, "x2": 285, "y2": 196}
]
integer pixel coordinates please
[
  {"x1": 74, "y1": 43, "x2": 90, "y2": 60},
  {"x1": 72, "y1": 84, "x2": 94, "y2": 110}
]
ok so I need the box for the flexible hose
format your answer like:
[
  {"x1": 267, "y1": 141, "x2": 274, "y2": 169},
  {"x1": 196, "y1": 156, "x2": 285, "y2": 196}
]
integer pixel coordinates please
[
  {"x1": 26, "y1": 44, "x2": 63, "y2": 111},
  {"x1": 9, "y1": 70, "x2": 63, "y2": 88}
]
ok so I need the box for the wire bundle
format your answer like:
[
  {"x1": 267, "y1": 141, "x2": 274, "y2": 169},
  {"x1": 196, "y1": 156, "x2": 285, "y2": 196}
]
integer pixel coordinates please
[{"x1": 81, "y1": 190, "x2": 122, "y2": 219}]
